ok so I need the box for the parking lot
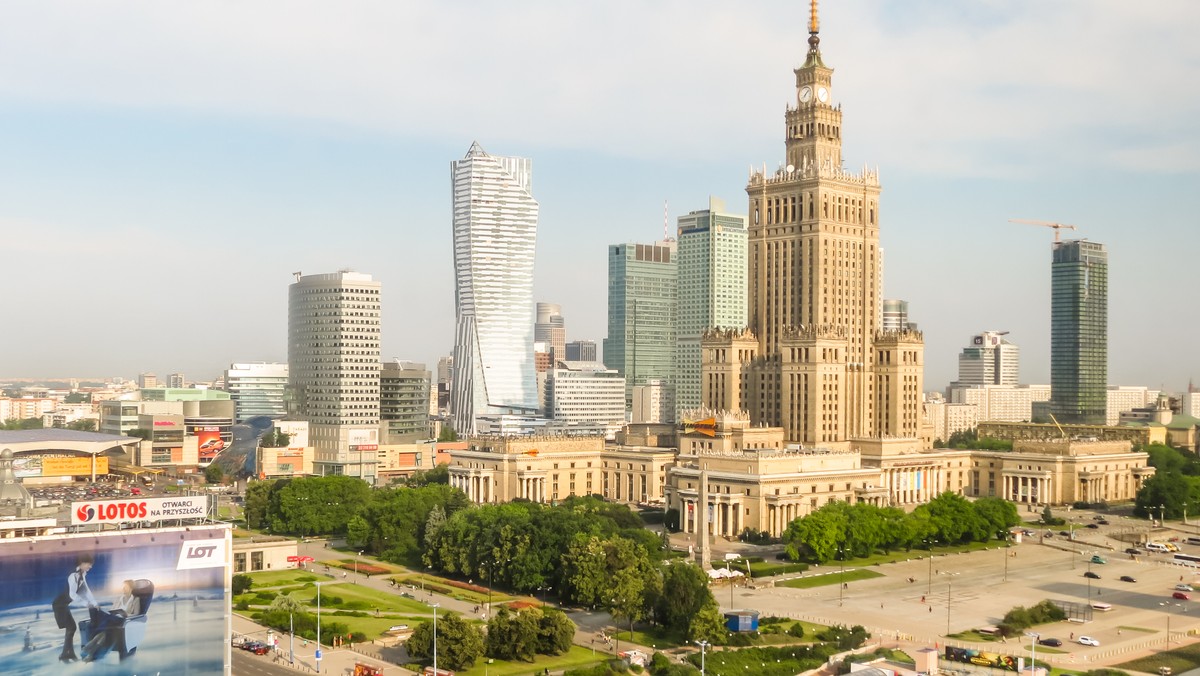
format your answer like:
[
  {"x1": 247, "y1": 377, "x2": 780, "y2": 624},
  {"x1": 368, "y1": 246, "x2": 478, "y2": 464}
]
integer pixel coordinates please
[{"x1": 719, "y1": 509, "x2": 1200, "y2": 665}]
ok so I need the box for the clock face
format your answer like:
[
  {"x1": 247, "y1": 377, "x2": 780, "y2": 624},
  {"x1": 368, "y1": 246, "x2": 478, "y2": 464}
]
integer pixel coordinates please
[
  {"x1": 817, "y1": 87, "x2": 829, "y2": 103},
  {"x1": 799, "y1": 86, "x2": 813, "y2": 104}
]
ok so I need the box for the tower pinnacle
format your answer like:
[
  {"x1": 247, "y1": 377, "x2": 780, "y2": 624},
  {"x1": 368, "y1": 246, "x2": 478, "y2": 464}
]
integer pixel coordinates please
[{"x1": 808, "y1": 0, "x2": 820, "y2": 52}]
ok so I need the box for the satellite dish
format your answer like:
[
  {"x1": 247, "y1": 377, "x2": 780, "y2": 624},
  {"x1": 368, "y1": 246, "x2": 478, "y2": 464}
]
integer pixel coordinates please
[{"x1": 786, "y1": 164, "x2": 795, "y2": 173}]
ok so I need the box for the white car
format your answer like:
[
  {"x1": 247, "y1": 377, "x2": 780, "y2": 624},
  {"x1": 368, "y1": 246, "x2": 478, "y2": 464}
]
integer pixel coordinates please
[
  {"x1": 1176, "y1": 584, "x2": 1194, "y2": 592},
  {"x1": 1078, "y1": 636, "x2": 1100, "y2": 647}
]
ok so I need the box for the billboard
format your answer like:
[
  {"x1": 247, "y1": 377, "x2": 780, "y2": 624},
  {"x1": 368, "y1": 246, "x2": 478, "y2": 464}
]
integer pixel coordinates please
[
  {"x1": 195, "y1": 427, "x2": 226, "y2": 462},
  {"x1": 12, "y1": 455, "x2": 109, "y2": 478},
  {"x1": 71, "y1": 496, "x2": 211, "y2": 526},
  {"x1": 0, "y1": 526, "x2": 230, "y2": 674}
]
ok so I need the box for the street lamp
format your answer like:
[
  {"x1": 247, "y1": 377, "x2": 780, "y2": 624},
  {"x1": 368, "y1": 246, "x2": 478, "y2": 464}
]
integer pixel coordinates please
[
  {"x1": 695, "y1": 639, "x2": 709, "y2": 676},
  {"x1": 355, "y1": 550, "x2": 363, "y2": 578},
  {"x1": 999, "y1": 531, "x2": 1010, "y2": 582},
  {"x1": 924, "y1": 539, "x2": 937, "y2": 596},
  {"x1": 432, "y1": 602, "x2": 440, "y2": 674},
  {"x1": 941, "y1": 572, "x2": 960, "y2": 637},
  {"x1": 315, "y1": 582, "x2": 323, "y2": 672},
  {"x1": 1160, "y1": 504, "x2": 1167, "y2": 526},
  {"x1": 838, "y1": 544, "x2": 846, "y2": 607},
  {"x1": 538, "y1": 585, "x2": 552, "y2": 606},
  {"x1": 1160, "y1": 602, "x2": 1186, "y2": 646}
]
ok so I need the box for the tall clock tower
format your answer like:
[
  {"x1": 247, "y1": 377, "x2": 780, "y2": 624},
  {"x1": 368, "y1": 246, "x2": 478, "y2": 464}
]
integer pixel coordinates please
[{"x1": 701, "y1": 0, "x2": 925, "y2": 448}]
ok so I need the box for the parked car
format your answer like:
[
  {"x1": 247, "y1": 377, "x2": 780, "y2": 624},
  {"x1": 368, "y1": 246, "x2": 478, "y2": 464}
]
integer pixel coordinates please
[
  {"x1": 1120, "y1": 575, "x2": 1137, "y2": 583},
  {"x1": 1092, "y1": 515, "x2": 1106, "y2": 521},
  {"x1": 1176, "y1": 584, "x2": 1193, "y2": 592},
  {"x1": 1173, "y1": 591, "x2": 1190, "y2": 600},
  {"x1": 1098, "y1": 519, "x2": 1110, "y2": 525},
  {"x1": 1044, "y1": 531, "x2": 1055, "y2": 538},
  {"x1": 1078, "y1": 636, "x2": 1100, "y2": 647},
  {"x1": 1059, "y1": 530, "x2": 1071, "y2": 537},
  {"x1": 1038, "y1": 637, "x2": 1063, "y2": 647},
  {"x1": 1084, "y1": 571, "x2": 1101, "y2": 579},
  {"x1": 1086, "y1": 523, "x2": 1100, "y2": 529},
  {"x1": 1023, "y1": 529, "x2": 1036, "y2": 537},
  {"x1": 1091, "y1": 555, "x2": 1107, "y2": 564},
  {"x1": 1125, "y1": 547, "x2": 1142, "y2": 555}
]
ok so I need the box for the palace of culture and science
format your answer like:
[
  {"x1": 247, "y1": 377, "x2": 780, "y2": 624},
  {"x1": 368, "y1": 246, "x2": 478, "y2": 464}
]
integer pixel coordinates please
[{"x1": 700, "y1": 4, "x2": 923, "y2": 448}]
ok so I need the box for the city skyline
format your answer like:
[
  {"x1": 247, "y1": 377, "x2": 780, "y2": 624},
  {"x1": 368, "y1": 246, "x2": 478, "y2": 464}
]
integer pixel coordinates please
[{"x1": 1, "y1": 1, "x2": 1197, "y2": 391}]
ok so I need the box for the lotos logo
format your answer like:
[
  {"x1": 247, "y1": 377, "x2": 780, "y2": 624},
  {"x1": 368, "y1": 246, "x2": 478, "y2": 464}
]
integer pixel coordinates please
[{"x1": 74, "y1": 501, "x2": 148, "y2": 523}]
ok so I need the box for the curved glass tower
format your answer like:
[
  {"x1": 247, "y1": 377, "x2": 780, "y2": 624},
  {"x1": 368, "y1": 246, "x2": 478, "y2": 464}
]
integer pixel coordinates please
[{"x1": 450, "y1": 142, "x2": 539, "y2": 435}]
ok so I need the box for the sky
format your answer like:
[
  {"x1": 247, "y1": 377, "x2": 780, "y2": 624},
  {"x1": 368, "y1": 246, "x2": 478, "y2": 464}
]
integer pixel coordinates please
[{"x1": 1, "y1": 1, "x2": 1197, "y2": 392}]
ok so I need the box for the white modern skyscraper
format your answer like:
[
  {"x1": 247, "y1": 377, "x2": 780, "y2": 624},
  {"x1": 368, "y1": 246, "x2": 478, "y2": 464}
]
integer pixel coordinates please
[
  {"x1": 287, "y1": 271, "x2": 381, "y2": 479},
  {"x1": 450, "y1": 142, "x2": 540, "y2": 435},
  {"x1": 675, "y1": 197, "x2": 747, "y2": 413}
]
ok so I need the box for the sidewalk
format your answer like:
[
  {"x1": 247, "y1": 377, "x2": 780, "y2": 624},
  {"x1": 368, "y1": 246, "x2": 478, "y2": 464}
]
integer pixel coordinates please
[{"x1": 233, "y1": 612, "x2": 415, "y2": 675}]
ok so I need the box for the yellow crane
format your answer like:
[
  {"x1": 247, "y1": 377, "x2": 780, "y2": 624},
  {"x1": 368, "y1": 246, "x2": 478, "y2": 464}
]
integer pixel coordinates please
[{"x1": 1009, "y1": 218, "x2": 1079, "y2": 242}]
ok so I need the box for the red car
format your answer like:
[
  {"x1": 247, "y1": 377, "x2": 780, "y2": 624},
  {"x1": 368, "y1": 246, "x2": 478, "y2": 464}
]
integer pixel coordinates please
[{"x1": 1173, "y1": 591, "x2": 1190, "y2": 600}]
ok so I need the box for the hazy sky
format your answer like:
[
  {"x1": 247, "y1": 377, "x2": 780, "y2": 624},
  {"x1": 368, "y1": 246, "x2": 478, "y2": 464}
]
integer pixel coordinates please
[{"x1": 1, "y1": 1, "x2": 1197, "y2": 392}]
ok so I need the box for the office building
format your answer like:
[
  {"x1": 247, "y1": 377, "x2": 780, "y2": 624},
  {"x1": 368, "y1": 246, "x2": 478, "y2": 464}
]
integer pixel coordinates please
[
  {"x1": 565, "y1": 340, "x2": 598, "y2": 362},
  {"x1": 954, "y1": 331, "x2": 1019, "y2": 387},
  {"x1": 675, "y1": 197, "x2": 748, "y2": 413},
  {"x1": 544, "y1": 361, "x2": 626, "y2": 439},
  {"x1": 436, "y1": 355, "x2": 453, "y2": 415},
  {"x1": 288, "y1": 271, "x2": 381, "y2": 479},
  {"x1": 137, "y1": 373, "x2": 157, "y2": 389},
  {"x1": 604, "y1": 240, "x2": 677, "y2": 416},
  {"x1": 535, "y1": 303, "x2": 567, "y2": 362},
  {"x1": 881, "y1": 300, "x2": 908, "y2": 332},
  {"x1": 450, "y1": 142, "x2": 540, "y2": 435},
  {"x1": 1049, "y1": 240, "x2": 1108, "y2": 424},
  {"x1": 1107, "y1": 386, "x2": 1158, "y2": 426},
  {"x1": 948, "y1": 384, "x2": 1051, "y2": 423},
  {"x1": 632, "y1": 379, "x2": 672, "y2": 424},
  {"x1": 380, "y1": 360, "x2": 432, "y2": 443},
  {"x1": 701, "y1": 8, "x2": 924, "y2": 446},
  {"x1": 167, "y1": 373, "x2": 186, "y2": 389},
  {"x1": 224, "y1": 362, "x2": 289, "y2": 423}
]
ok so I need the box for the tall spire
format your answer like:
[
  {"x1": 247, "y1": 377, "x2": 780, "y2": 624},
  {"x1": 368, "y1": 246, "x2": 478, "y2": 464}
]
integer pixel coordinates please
[{"x1": 808, "y1": 0, "x2": 820, "y2": 53}]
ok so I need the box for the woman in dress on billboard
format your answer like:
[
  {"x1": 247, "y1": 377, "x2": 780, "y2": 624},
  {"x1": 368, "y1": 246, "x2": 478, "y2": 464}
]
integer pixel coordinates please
[{"x1": 52, "y1": 553, "x2": 98, "y2": 663}]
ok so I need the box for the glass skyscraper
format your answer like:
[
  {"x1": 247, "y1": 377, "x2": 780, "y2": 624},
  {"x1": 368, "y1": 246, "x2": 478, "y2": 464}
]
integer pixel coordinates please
[
  {"x1": 450, "y1": 142, "x2": 539, "y2": 435},
  {"x1": 1049, "y1": 239, "x2": 1108, "y2": 424},
  {"x1": 603, "y1": 240, "x2": 677, "y2": 416},
  {"x1": 675, "y1": 197, "x2": 747, "y2": 413}
]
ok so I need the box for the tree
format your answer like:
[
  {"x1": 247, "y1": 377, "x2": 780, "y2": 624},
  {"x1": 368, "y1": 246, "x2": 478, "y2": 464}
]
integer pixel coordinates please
[
  {"x1": 260, "y1": 429, "x2": 293, "y2": 448},
  {"x1": 688, "y1": 599, "x2": 726, "y2": 644},
  {"x1": 345, "y1": 515, "x2": 370, "y2": 548},
  {"x1": 232, "y1": 574, "x2": 253, "y2": 595},
  {"x1": 1135, "y1": 471, "x2": 1200, "y2": 519},
  {"x1": 438, "y1": 426, "x2": 458, "y2": 442},
  {"x1": 407, "y1": 612, "x2": 484, "y2": 671},
  {"x1": 204, "y1": 463, "x2": 225, "y2": 484},
  {"x1": 243, "y1": 480, "x2": 275, "y2": 529},
  {"x1": 269, "y1": 591, "x2": 306, "y2": 615},
  {"x1": 1, "y1": 417, "x2": 43, "y2": 430},
  {"x1": 655, "y1": 562, "x2": 715, "y2": 634},
  {"x1": 537, "y1": 609, "x2": 575, "y2": 656},
  {"x1": 66, "y1": 419, "x2": 97, "y2": 432},
  {"x1": 424, "y1": 504, "x2": 447, "y2": 550},
  {"x1": 973, "y1": 497, "x2": 1020, "y2": 536},
  {"x1": 407, "y1": 463, "x2": 450, "y2": 487},
  {"x1": 486, "y1": 607, "x2": 541, "y2": 661},
  {"x1": 783, "y1": 503, "x2": 847, "y2": 563},
  {"x1": 127, "y1": 428, "x2": 152, "y2": 440},
  {"x1": 268, "y1": 475, "x2": 373, "y2": 535}
]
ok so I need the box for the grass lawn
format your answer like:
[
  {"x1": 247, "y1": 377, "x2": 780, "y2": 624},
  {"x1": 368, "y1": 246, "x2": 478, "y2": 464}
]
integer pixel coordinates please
[
  {"x1": 777, "y1": 569, "x2": 883, "y2": 589},
  {"x1": 247, "y1": 570, "x2": 325, "y2": 588},
  {"x1": 452, "y1": 646, "x2": 605, "y2": 676},
  {"x1": 1116, "y1": 642, "x2": 1200, "y2": 674},
  {"x1": 612, "y1": 626, "x2": 685, "y2": 650},
  {"x1": 395, "y1": 573, "x2": 513, "y2": 606},
  {"x1": 1117, "y1": 625, "x2": 1156, "y2": 633},
  {"x1": 292, "y1": 582, "x2": 440, "y2": 615}
]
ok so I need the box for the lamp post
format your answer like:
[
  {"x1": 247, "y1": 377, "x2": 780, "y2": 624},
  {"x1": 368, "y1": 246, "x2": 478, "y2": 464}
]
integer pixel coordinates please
[
  {"x1": 727, "y1": 560, "x2": 736, "y2": 610},
  {"x1": 315, "y1": 582, "x2": 323, "y2": 672},
  {"x1": 1000, "y1": 531, "x2": 1010, "y2": 582},
  {"x1": 432, "y1": 602, "x2": 440, "y2": 674},
  {"x1": 1160, "y1": 602, "x2": 1186, "y2": 646},
  {"x1": 355, "y1": 550, "x2": 363, "y2": 578},
  {"x1": 942, "y1": 572, "x2": 959, "y2": 637},
  {"x1": 1160, "y1": 504, "x2": 1167, "y2": 526},
  {"x1": 1024, "y1": 631, "x2": 1039, "y2": 674},
  {"x1": 695, "y1": 639, "x2": 709, "y2": 676},
  {"x1": 924, "y1": 539, "x2": 936, "y2": 596},
  {"x1": 838, "y1": 544, "x2": 846, "y2": 607}
]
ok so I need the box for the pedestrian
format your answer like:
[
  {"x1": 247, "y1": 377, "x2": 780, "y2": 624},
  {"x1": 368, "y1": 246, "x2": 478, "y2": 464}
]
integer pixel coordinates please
[
  {"x1": 1070, "y1": 633, "x2": 1074, "y2": 640},
  {"x1": 928, "y1": 607, "x2": 932, "y2": 613},
  {"x1": 921, "y1": 595, "x2": 926, "y2": 603}
]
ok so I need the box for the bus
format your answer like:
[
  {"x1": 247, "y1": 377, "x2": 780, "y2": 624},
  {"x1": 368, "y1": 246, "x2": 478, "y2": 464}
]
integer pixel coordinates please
[
  {"x1": 1091, "y1": 602, "x2": 1113, "y2": 612},
  {"x1": 1174, "y1": 553, "x2": 1200, "y2": 567}
]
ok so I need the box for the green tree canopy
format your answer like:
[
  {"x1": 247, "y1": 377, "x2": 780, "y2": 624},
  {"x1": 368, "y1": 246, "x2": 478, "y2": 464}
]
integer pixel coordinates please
[
  {"x1": 537, "y1": 609, "x2": 576, "y2": 656},
  {"x1": 655, "y1": 562, "x2": 717, "y2": 634},
  {"x1": 407, "y1": 612, "x2": 484, "y2": 671},
  {"x1": 486, "y1": 607, "x2": 542, "y2": 662}
]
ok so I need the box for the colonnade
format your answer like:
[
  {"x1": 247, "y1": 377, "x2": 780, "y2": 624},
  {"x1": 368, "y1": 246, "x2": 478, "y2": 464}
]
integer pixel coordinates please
[
  {"x1": 517, "y1": 475, "x2": 546, "y2": 503},
  {"x1": 1004, "y1": 474, "x2": 1050, "y2": 504},
  {"x1": 679, "y1": 497, "x2": 743, "y2": 538},
  {"x1": 449, "y1": 472, "x2": 493, "y2": 503},
  {"x1": 881, "y1": 465, "x2": 941, "y2": 504}
]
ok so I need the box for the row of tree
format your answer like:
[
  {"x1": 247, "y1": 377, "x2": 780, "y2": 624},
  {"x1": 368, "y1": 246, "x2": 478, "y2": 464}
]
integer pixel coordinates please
[
  {"x1": 783, "y1": 493, "x2": 1020, "y2": 562},
  {"x1": 406, "y1": 606, "x2": 576, "y2": 670},
  {"x1": 1134, "y1": 444, "x2": 1200, "y2": 518}
]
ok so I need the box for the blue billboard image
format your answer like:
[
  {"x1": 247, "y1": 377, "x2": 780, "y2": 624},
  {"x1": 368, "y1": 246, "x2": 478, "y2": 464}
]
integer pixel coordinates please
[{"x1": 0, "y1": 527, "x2": 230, "y2": 674}]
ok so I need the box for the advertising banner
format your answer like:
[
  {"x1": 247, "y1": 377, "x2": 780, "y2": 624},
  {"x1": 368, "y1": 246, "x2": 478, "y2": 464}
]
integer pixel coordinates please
[
  {"x1": 195, "y1": 428, "x2": 226, "y2": 462},
  {"x1": 944, "y1": 646, "x2": 1019, "y2": 671},
  {"x1": 0, "y1": 527, "x2": 230, "y2": 674},
  {"x1": 11, "y1": 455, "x2": 109, "y2": 478},
  {"x1": 71, "y1": 496, "x2": 210, "y2": 526}
]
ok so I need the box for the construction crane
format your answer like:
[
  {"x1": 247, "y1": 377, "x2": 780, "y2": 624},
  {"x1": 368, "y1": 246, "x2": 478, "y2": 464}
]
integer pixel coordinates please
[{"x1": 1009, "y1": 218, "x2": 1078, "y2": 242}]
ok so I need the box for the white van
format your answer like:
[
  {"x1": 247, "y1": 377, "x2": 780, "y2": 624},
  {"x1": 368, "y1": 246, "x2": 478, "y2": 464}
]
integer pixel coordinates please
[
  {"x1": 1146, "y1": 542, "x2": 1171, "y2": 553},
  {"x1": 1091, "y1": 602, "x2": 1113, "y2": 612}
]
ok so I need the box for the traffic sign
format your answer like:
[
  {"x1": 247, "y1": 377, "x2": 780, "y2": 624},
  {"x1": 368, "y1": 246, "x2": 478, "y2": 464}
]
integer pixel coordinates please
[{"x1": 315, "y1": 648, "x2": 322, "y2": 660}]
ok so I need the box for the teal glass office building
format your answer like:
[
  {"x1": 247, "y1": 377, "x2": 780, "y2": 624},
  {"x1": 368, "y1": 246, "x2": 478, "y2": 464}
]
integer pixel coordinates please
[{"x1": 1049, "y1": 239, "x2": 1107, "y2": 424}]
